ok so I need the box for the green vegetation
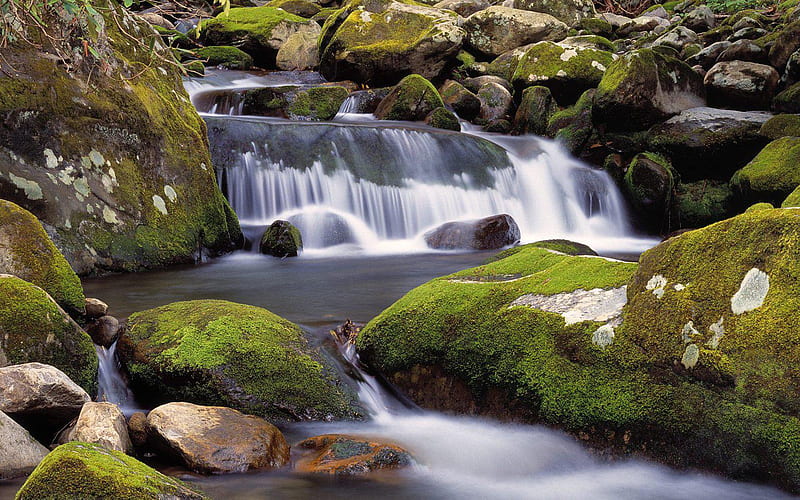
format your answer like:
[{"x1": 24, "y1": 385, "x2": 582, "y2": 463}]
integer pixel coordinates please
[
  {"x1": 730, "y1": 137, "x2": 800, "y2": 205},
  {"x1": 426, "y1": 107, "x2": 460, "y2": 131},
  {"x1": 0, "y1": 276, "x2": 97, "y2": 394},
  {"x1": 375, "y1": 74, "x2": 444, "y2": 121},
  {"x1": 782, "y1": 185, "x2": 800, "y2": 208},
  {"x1": 194, "y1": 46, "x2": 253, "y2": 69},
  {"x1": 121, "y1": 300, "x2": 359, "y2": 421},
  {"x1": 15, "y1": 442, "x2": 207, "y2": 499},
  {"x1": 761, "y1": 115, "x2": 800, "y2": 140}
]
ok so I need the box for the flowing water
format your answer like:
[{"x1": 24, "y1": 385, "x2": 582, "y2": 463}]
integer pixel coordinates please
[{"x1": 1, "y1": 69, "x2": 786, "y2": 499}]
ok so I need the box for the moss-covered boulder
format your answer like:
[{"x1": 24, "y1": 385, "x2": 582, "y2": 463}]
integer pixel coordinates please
[
  {"x1": 674, "y1": 180, "x2": 734, "y2": 229},
  {"x1": 512, "y1": 85, "x2": 557, "y2": 135},
  {"x1": 357, "y1": 218, "x2": 800, "y2": 489},
  {"x1": 546, "y1": 88, "x2": 596, "y2": 154},
  {"x1": 439, "y1": 80, "x2": 481, "y2": 121},
  {"x1": 760, "y1": 114, "x2": 800, "y2": 140},
  {"x1": 118, "y1": 300, "x2": 359, "y2": 422},
  {"x1": 318, "y1": 0, "x2": 465, "y2": 85},
  {"x1": 425, "y1": 107, "x2": 460, "y2": 131},
  {"x1": 15, "y1": 442, "x2": 207, "y2": 499},
  {"x1": 0, "y1": 2, "x2": 242, "y2": 275},
  {"x1": 194, "y1": 46, "x2": 254, "y2": 70},
  {"x1": 782, "y1": 185, "x2": 800, "y2": 208},
  {"x1": 463, "y1": 7, "x2": 568, "y2": 58},
  {"x1": 199, "y1": 6, "x2": 320, "y2": 67},
  {"x1": 768, "y1": 20, "x2": 800, "y2": 70},
  {"x1": 511, "y1": 41, "x2": 615, "y2": 104},
  {"x1": 730, "y1": 137, "x2": 800, "y2": 205},
  {"x1": 0, "y1": 200, "x2": 84, "y2": 314},
  {"x1": 646, "y1": 107, "x2": 771, "y2": 181},
  {"x1": 624, "y1": 152, "x2": 676, "y2": 230},
  {"x1": 488, "y1": 240, "x2": 597, "y2": 261},
  {"x1": 774, "y1": 82, "x2": 800, "y2": 114},
  {"x1": 260, "y1": 220, "x2": 303, "y2": 257},
  {"x1": 592, "y1": 48, "x2": 706, "y2": 131},
  {"x1": 275, "y1": 31, "x2": 320, "y2": 71},
  {"x1": 513, "y1": 0, "x2": 596, "y2": 27},
  {"x1": 242, "y1": 85, "x2": 349, "y2": 121},
  {"x1": 744, "y1": 201, "x2": 774, "y2": 212},
  {"x1": 375, "y1": 75, "x2": 444, "y2": 121},
  {"x1": 0, "y1": 276, "x2": 97, "y2": 393}
]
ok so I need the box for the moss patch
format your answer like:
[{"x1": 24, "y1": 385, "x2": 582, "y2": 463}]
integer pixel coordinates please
[
  {"x1": 0, "y1": 276, "x2": 96, "y2": 394},
  {"x1": 194, "y1": 46, "x2": 253, "y2": 69},
  {"x1": 16, "y1": 442, "x2": 207, "y2": 499},
  {"x1": 760, "y1": 114, "x2": 800, "y2": 140},
  {"x1": 781, "y1": 185, "x2": 800, "y2": 207},
  {"x1": 730, "y1": 137, "x2": 800, "y2": 205},
  {"x1": 119, "y1": 300, "x2": 359, "y2": 421},
  {"x1": 375, "y1": 74, "x2": 444, "y2": 121}
]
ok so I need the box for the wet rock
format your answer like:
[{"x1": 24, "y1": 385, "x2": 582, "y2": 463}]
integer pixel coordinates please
[
  {"x1": 593, "y1": 49, "x2": 705, "y2": 131},
  {"x1": 86, "y1": 315, "x2": 121, "y2": 347},
  {"x1": 295, "y1": 434, "x2": 413, "y2": 475},
  {"x1": 375, "y1": 74, "x2": 444, "y2": 121},
  {"x1": 0, "y1": 276, "x2": 97, "y2": 392},
  {"x1": 276, "y1": 31, "x2": 319, "y2": 71},
  {"x1": 425, "y1": 107, "x2": 460, "y2": 131},
  {"x1": 463, "y1": 7, "x2": 568, "y2": 58},
  {"x1": 704, "y1": 61, "x2": 779, "y2": 110},
  {"x1": 243, "y1": 85, "x2": 350, "y2": 121},
  {"x1": 15, "y1": 442, "x2": 207, "y2": 499},
  {"x1": 318, "y1": 0, "x2": 464, "y2": 85},
  {"x1": 84, "y1": 298, "x2": 108, "y2": 319},
  {"x1": 0, "y1": 363, "x2": 90, "y2": 436},
  {"x1": 0, "y1": 200, "x2": 84, "y2": 315},
  {"x1": 424, "y1": 214, "x2": 520, "y2": 250},
  {"x1": 259, "y1": 220, "x2": 303, "y2": 258},
  {"x1": 439, "y1": 81, "x2": 481, "y2": 121},
  {"x1": 68, "y1": 402, "x2": 132, "y2": 453},
  {"x1": 0, "y1": 410, "x2": 48, "y2": 479},
  {"x1": 623, "y1": 152, "x2": 676, "y2": 229},
  {"x1": 146, "y1": 402, "x2": 290, "y2": 474},
  {"x1": 512, "y1": 0, "x2": 595, "y2": 27},
  {"x1": 647, "y1": 107, "x2": 771, "y2": 180},
  {"x1": 194, "y1": 46, "x2": 253, "y2": 70}
]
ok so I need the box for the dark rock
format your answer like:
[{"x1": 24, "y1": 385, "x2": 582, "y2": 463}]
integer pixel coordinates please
[
  {"x1": 512, "y1": 86, "x2": 557, "y2": 135},
  {"x1": 476, "y1": 82, "x2": 514, "y2": 123},
  {"x1": 768, "y1": 20, "x2": 800, "y2": 70},
  {"x1": 686, "y1": 41, "x2": 730, "y2": 70},
  {"x1": 717, "y1": 40, "x2": 766, "y2": 64},
  {"x1": 295, "y1": 434, "x2": 413, "y2": 475},
  {"x1": 259, "y1": 220, "x2": 303, "y2": 258},
  {"x1": 683, "y1": 6, "x2": 715, "y2": 32},
  {"x1": 623, "y1": 152, "x2": 675, "y2": 230},
  {"x1": 439, "y1": 80, "x2": 481, "y2": 121},
  {"x1": 84, "y1": 298, "x2": 108, "y2": 319},
  {"x1": 424, "y1": 214, "x2": 520, "y2": 250},
  {"x1": 375, "y1": 75, "x2": 444, "y2": 121},
  {"x1": 128, "y1": 411, "x2": 149, "y2": 450},
  {"x1": 86, "y1": 315, "x2": 121, "y2": 348},
  {"x1": 704, "y1": 61, "x2": 779, "y2": 110}
]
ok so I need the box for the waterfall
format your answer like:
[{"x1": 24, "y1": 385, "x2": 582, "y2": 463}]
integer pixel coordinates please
[{"x1": 95, "y1": 342, "x2": 138, "y2": 416}]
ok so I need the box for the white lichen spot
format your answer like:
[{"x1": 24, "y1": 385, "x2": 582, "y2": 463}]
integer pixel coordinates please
[
  {"x1": 707, "y1": 317, "x2": 724, "y2": 349},
  {"x1": 359, "y1": 11, "x2": 372, "y2": 22},
  {"x1": 556, "y1": 70, "x2": 567, "y2": 77},
  {"x1": 108, "y1": 167, "x2": 117, "y2": 184},
  {"x1": 646, "y1": 274, "x2": 667, "y2": 298},
  {"x1": 164, "y1": 185, "x2": 177, "y2": 203},
  {"x1": 8, "y1": 173, "x2": 43, "y2": 200},
  {"x1": 65, "y1": 218, "x2": 71, "y2": 229},
  {"x1": 681, "y1": 321, "x2": 699, "y2": 344},
  {"x1": 592, "y1": 324, "x2": 615, "y2": 349},
  {"x1": 86, "y1": 204, "x2": 94, "y2": 214},
  {"x1": 102, "y1": 206, "x2": 120, "y2": 224},
  {"x1": 152, "y1": 195, "x2": 168, "y2": 215},
  {"x1": 731, "y1": 268, "x2": 769, "y2": 315},
  {"x1": 200, "y1": 163, "x2": 208, "y2": 171},
  {"x1": 74, "y1": 177, "x2": 90, "y2": 197},
  {"x1": 43, "y1": 148, "x2": 59, "y2": 169},
  {"x1": 681, "y1": 344, "x2": 699, "y2": 369},
  {"x1": 668, "y1": 70, "x2": 678, "y2": 84},
  {"x1": 591, "y1": 60, "x2": 606, "y2": 72},
  {"x1": 89, "y1": 150, "x2": 105, "y2": 168},
  {"x1": 101, "y1": 174, "x2": 114, "y2": 193},
  {"x1": 560, "y1": 48, "x2": 578, "y2": 61},
  {"x1": 80, "y1": 156, "x2": 92, "y2": 169},
  {"x1": 674, "y1": 283, "x2": 685, "y2": 291},
  {"x1": 57, "y1": 167, "x2": 75, "y2": 185}
]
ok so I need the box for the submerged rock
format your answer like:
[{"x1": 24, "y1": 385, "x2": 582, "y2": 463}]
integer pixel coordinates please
[
  {"x1": 424, "y1": 214, "x2": 520, "y2": 250},
  {"x1": 147, "y1": 402, "x2": 290, "y2": 474},
  {"x1": 68, "y1": 402, "x2": 132, "y2": 454},
  {"x1": 118, "y1": 300, "x2": 359, "y2": 421},
  {"x1": 0, "y1": 410, "x2": 48, "y2": 479},
  {"x1": 15, "y1": 442, "x2": 207, "y2": 499},
  {"x1": 0, "y1": 200, "x2": 84, "y2": 315},
  {"x1": 0, "y1": 276, "x2": 97, "y2": 394},
  {"x1": 295, "y1": 434, "x2": 413, "y2": 475},
  {"x1": 260, "y1": 220, "x2": 303, "y2": 258}
]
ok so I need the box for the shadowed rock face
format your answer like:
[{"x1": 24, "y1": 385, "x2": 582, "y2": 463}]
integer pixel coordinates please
[
  {"x1": 146, "y1": 402, "x2": 290, "y2": 474},
  {"x1": 295, "y1": 434, "x2": 413, "y2": 475},
  {"x1": 424, "y1": 214, "x2": 520, "y2": 250},
  {"x1": 0, "y1": 410, "x2": 48, "y2": 480}
]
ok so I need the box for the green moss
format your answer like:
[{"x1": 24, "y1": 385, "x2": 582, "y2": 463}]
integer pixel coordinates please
[
  {"x1": 121, "y1": 300, "x2": 358, "y2": 421},
  {"x1": 0, "y1": 200, "x2": 84, "y2": 314},
  {"x1": 782, "y1": 185, "x2": 800, "y2": 207},
  {"x1": 730, "y1": 137, "x2": 800, "y2": 205},
  {"x1": 375, "y1": 74, "x2": 444, "y2": 121},
  {"x1": 194, "y1": 46, "x2": 253, "y2": 69},
  {"x1": 0, "y1": 276, "x2": 97, "y2": 394},
  {"x1": 774, "y1": 82, "x2": 800, "y2": 114},
  {"x1": 200, "y1": 6, "x2": 307, "y2": 40},
  {"x1": 287, "y1": 86, "x2": 350, "y2": 120},
  {"x1": 426, "y1": 107, "x2": 460, "y2": 131},
  {"x1": 745, "y1": 202, "x2": 775, "y2": 212},
  {"x1": 488, "y1": 240, "x2": 597, "y2": 262},
  {"x1": 184, "y1": 60, "x2": 205, "y2": 76},
  {"x1": 761, "y1": 114, "x2": 800, "y2": 140},
  {"x1": 721, "y1": 9, "x2": 768, "y2": 26},
  {"x1": 15, "y1": 442, "x2": 207, "y2": 499},
  {"x1": 578, "y1": 17, "x2": 612, "y2": 36},
  {"x1": 674, "y1": 180, "x2": 734, "y2": 228}
]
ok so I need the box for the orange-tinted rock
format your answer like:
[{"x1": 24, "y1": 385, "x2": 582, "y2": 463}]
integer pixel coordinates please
[{"x1": 295, "y1": 434, "x2": 413, "y2": 476}]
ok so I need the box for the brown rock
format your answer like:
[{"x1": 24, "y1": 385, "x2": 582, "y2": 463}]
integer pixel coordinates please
[
  {"x1": 146, "y1": 402, "x2": 290, "y2": 474},
  {"x1": 128, "y1": 411, "x2": 149, "y2": 449},
  {"x1": 84, "y1": 298, "x2": 108, "y2": 318},
  {"x1": 424, "y1": 214, "x2": 521, "y2": 250},
  {"x1": 295, "y1": 434, "x2": 413, "y2": 475},
  {"x1": 85, "y1": 315, "x2": 120, "y2": 347},
  {"x1": 69, "y1": 402, "x2": 133, "y2": 453}
]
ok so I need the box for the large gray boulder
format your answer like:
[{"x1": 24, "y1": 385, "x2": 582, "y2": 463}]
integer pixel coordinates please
[
  {"x1": 593, "y1": 48, "x2": 705, "y2": 131},
  {"x1": 463, "y1": 7, "x2": 567, "y2": 58},
  {"x1": 68, "y1": 402, "x2": 133, "y2": 454},
  {"x1": 704, "y1": 61, "x2": 780, "y2": 110},
  {"x1": 512, "y1": 0, "x2": 595, "y2": 27},
  {"x1": 146, "y1": 402, "x2": 291, "y2": 474},
  {"x1": 424, "y1": 214, "x2": 520, "y2": 250},
  {"x1": 0, "y1": 410, "x2": 48, "y2": 479}
]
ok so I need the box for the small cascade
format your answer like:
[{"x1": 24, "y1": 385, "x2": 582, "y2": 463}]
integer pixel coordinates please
[{"x1": 95, "y1": 342, "x2": 138, "y2": 415}]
